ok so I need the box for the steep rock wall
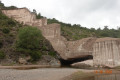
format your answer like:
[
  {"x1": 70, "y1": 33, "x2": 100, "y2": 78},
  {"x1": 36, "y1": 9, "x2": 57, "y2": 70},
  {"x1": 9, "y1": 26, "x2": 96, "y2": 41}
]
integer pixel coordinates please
[{"x1": 2, "y1": 8, "x2": 47, "y2": 27}]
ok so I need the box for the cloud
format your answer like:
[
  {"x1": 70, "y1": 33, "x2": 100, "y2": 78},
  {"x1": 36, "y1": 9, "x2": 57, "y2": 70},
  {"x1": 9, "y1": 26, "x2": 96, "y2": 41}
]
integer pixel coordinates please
[{"x1": 2, "y1": 0, "x2": 120, "y2": 29}]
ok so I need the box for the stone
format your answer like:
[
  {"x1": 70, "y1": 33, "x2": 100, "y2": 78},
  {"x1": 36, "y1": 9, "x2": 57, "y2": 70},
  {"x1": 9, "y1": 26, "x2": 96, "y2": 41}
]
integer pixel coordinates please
[
  {"x1": 50, "y1": 59, "x2": 61, "y2": 67},
  {"x1": 18, "y1": 58, "x2": 27, "y2": 64},
  {"x1": 71, "y1": 60, "x2": 93, "y2": 69},
  {"x1": 37, "y1": 55, "x2": 61, "y2": 67}
]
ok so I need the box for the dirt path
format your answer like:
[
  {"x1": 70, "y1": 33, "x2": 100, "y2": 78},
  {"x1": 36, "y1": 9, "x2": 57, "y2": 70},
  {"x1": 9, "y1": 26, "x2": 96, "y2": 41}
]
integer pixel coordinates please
[{"x1": 0, "y1": 68, "x2": 93, "y2": 80}]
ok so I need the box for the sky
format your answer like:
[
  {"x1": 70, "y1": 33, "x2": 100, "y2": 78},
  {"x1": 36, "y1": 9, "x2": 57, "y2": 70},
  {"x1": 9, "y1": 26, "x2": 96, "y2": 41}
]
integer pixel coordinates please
[{"x1": 1, "y1": 0, "x2": 120, "y2": 29}]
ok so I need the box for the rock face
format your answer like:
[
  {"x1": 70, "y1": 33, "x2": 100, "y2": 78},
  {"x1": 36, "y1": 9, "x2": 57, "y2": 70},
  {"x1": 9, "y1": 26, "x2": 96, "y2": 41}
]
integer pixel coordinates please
[
  {"x1": 71, "y1": 60, "x2": 93, "y2": 68},
  {"x1": 2, "y1": 8, "x2": 120, "y2": 67},
  {"x1": 2, "y1": 8, "x2": 47, "y2": 27},
  {"x1": 18, "y1": 58, "x2": 27, "y2": 64},
  {"x1": 37, "y1": 55, "x2": 61, "y2": 67}
]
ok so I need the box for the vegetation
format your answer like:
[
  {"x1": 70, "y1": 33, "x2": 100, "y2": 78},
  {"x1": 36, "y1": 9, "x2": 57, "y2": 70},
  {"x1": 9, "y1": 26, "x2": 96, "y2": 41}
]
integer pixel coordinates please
[
  {"x1": 0, "y1": 51, "x2": 5, "y2": 59},
  {"x1": 36, "y1": 13, "x2": 44, "y2": 19},
  {"x1": 0, "y1": 1, "x2": 120, "y2": 65},
  {"x1": 21, "y1": 5, "x2": 120, "y2": 41},
  {"x1": 47, "y1": 18, "x2": 120, "y2": 40},
  {"x1": 0, "y1": 10, "x2": 17, "y2": 28},
  {"x1": 2, "y1": 27, "x2": 10, "y2": 34},
  {"x1": 16, "y1": 26, "x2": 43, "y2": 60},
  {"x1": 0, "y1": 40, "x2": 3, "y2": 48},
  {"x1": 0, "y1": 1, "x2": 4, "y2": 8},
  {"x1": 48, "y1": 51, "x2": 56, "y2": 57},
  {"x1": 0, "y1": 1, "x2": 17, "y2": 10},
  {"x1": 0, "y1": 2, "x2": 56, "y2": 64},
  {"x1": 33, "y1": 9, "x2": 44, "y2": 19}
]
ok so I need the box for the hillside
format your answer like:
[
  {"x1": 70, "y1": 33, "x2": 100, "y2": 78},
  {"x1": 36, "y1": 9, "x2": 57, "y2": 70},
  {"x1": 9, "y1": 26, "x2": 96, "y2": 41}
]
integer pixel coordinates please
[
  {"x1": 1, "y1": 1, "x2": 120, "y2": 66},
  {"x1": 47, "y1": 18, "x2": 120, "y2": 40},
  {"x1": 0, "y1": 2, "x2": 58, "y2": 66}
]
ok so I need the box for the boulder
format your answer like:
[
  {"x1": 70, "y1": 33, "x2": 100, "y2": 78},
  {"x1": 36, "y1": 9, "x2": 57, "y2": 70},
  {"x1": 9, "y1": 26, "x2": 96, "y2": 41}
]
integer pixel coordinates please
[
  {"x1": 37, "y1": 55, "x2": 61, "y2": 67},
  {"x1": 71, "y1": 60, "x2": 93, "y2": 69},
  {"x1": 50, "y1": 59, "x2": 61, "y2": 67},
  {"x1": 18, "y1": 58, "x2": 27, "y2": 64}
]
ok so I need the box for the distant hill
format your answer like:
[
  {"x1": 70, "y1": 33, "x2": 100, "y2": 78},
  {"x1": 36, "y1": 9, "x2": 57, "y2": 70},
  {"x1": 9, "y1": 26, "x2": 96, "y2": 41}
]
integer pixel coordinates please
[
  {"x1": 36, "y1": 10, "x2": 120, "y2": 41},
  {"x1": 47, "y1": 18, "x2": 120, "y2": 41}
]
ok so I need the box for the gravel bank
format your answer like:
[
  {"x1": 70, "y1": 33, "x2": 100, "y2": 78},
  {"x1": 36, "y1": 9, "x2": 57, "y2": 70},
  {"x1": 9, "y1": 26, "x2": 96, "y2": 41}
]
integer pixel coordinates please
[{"x1": 0, "y1": 68, "x2": 93, "y2": 80}]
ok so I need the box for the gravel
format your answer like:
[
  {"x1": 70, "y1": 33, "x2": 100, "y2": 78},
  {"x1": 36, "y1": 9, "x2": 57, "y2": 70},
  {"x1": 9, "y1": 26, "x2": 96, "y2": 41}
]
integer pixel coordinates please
[{"x1": 0, "y1": 68, "x2": 92, "y2": 80}]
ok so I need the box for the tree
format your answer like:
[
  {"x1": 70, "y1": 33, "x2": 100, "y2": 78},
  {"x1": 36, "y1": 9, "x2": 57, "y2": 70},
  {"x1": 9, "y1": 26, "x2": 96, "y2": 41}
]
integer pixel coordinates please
[
  {"x1": 90, "y1": 28, "x2": 95, "y2": 32},
  {"x1": 103, "y1": 26, "x2": 109, "y2": 31},
  {"x1": 36, "y1": 13, "x2": 43, "y2": 19},
  {"x1": 33, "y1": 9, "x2": 37, "y2": 14},
  {"x1": 16, "y1": 26, "x2": 43, "y2": 60},
  {"x1": 0, "y1": 1, "x2": 4, "y2": 8}
]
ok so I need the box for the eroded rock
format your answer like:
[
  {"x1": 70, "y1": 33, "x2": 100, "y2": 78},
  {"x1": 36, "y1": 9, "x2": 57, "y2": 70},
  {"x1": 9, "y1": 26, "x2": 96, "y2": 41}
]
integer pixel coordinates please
[
  {"x1": 71, "y1": 60, "x2": 93, "y2": 69},
  {"x1": 18, "y1": 58, "x2": 27, "y2": 64},
  {"x1": 37, "y1": 55, "x2": 61, "y2": 67}
]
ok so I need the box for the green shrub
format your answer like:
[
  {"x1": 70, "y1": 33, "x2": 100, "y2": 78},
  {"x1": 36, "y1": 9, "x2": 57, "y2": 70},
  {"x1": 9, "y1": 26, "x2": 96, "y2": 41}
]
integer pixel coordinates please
[
  {"x1": 16, "y1": 26, "x2": 43, "y2": 49},
  {"x1": 30, "y1": 51, "x2": 42, "y2": 61},
  {"x1": 42, "y1": 45, "x2": 47, "y2": 51},
  {"x1": 2, "y1": 27, "x2": 10, "y2": 34},
  {"x1": 48, "y1": 51, "x2": 56, "y2": 57},
  {"x1": 0, "y1": 40, "x2": 3, "y2": 48},
  {"x1": 16, "y1": 26, "x2": 43, "y2": 61},
  {"x1": 0, "y1": 51, "x2": 5, "y2": 59}
]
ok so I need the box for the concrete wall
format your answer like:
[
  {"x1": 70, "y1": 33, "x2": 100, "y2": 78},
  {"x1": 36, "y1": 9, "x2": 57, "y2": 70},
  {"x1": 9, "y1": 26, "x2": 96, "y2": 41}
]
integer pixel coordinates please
[{"x1": 93, "y1": 38, "x2": 120, "y2": 67}]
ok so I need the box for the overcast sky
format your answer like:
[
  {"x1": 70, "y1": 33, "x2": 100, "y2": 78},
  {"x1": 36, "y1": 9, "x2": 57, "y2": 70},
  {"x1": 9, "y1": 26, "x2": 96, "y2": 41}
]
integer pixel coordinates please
[{"x1": 2, "y1": 0, "x2": 120, "y2": 29}]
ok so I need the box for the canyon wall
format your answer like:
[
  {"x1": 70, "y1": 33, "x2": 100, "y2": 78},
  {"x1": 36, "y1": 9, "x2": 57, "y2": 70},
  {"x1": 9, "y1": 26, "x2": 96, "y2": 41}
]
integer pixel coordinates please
[{"x1": 2, "y1": 8, "x2": 120, "y2": 67}]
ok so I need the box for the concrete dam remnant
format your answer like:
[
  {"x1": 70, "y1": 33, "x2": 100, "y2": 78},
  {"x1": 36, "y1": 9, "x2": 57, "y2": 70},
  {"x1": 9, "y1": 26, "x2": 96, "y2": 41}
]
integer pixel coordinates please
[
  {"x1": 2, "y1": 8, "x2": 120, "y2": 67},
  {"x1": 93, "y1": 38, "x2": 120, "y2": 67}
]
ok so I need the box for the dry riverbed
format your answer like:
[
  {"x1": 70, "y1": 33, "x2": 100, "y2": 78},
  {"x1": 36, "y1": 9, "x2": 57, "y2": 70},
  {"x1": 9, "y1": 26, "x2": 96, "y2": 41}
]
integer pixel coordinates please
[{"x1": 0, "y1": 68, "x2": 93, "y2": 80}]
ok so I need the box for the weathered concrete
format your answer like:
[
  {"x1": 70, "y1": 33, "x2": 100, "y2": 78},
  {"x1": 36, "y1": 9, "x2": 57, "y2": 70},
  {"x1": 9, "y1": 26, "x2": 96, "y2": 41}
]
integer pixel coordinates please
[{"x1": 93, "y1": 38, "x2": 120, "y2": 67}]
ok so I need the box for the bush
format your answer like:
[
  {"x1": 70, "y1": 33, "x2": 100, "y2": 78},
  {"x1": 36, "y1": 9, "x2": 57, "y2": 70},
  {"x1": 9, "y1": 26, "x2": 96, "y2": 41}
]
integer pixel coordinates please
[
  {"x1": 0, "y1": 40, "x2": 3, "y2": 48},
  {"x1": 7, "y1": 19, "x2": 16, "y2": 26},
  {"x1": 48, "y1": 51, "x2": 56, "y2": 57},
  {"x1": 2, "y1": 27, "x2": 10, "y2": 34},
  {"x1": 0, "y1": 11, "x2": 16, "y2": 27},
  {"x1": 0, "y1": 51, "x2": 5, "y2": 59},
  {"x1": 16, "y1": 26, "x2": 43, "y2": 60},
  {"x1": 30, "y1": 51, "x2": 42, "y2": 61}
]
